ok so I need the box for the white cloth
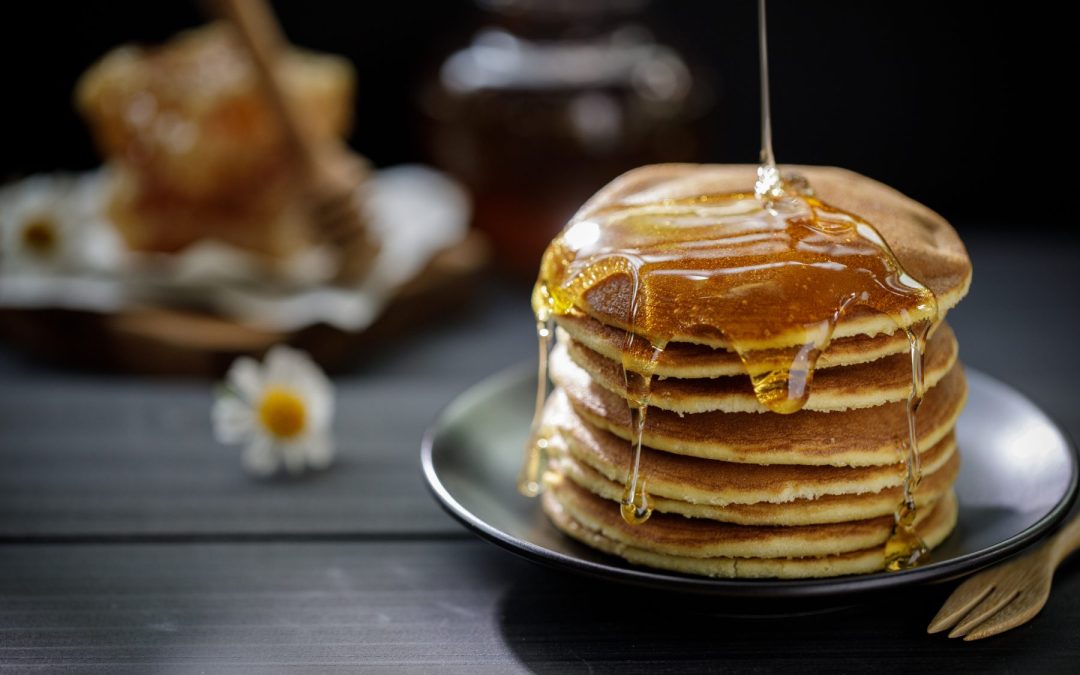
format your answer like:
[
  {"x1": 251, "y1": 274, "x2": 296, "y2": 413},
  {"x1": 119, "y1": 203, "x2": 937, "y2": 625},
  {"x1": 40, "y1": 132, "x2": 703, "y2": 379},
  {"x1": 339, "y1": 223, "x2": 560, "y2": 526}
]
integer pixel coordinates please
[{"x1": 0, "y1": 165, "x2": 471, "y2": 332}]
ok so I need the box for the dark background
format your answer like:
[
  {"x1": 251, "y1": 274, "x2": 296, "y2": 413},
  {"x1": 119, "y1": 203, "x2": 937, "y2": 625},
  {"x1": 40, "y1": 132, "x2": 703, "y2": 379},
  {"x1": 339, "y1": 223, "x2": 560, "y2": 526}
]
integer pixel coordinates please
[{"x1": 0, "y1": 1, "x2": 1064, "y2": 229}]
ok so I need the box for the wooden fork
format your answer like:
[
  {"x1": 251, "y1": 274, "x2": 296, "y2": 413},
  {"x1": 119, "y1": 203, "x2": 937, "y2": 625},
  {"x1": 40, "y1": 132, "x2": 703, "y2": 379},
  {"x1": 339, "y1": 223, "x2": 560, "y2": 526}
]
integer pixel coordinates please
[{"x1": 928, "y1": 512, "x2": 1080, "y2": 640}]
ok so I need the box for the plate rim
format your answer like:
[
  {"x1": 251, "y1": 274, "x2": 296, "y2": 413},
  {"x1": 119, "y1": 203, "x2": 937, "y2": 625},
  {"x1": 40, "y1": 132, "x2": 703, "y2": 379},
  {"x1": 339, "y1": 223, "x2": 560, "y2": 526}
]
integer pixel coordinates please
[{"x1": 421, "y1": 364, "x2": 1079, "y2": 598}]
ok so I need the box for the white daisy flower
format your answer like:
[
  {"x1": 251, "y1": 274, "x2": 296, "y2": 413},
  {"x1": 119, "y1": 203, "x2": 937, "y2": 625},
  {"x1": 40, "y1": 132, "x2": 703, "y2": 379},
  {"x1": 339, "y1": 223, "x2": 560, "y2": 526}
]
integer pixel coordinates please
[
  {"x1": 212, "y1": 345, "x2": 335, "y2": 476},
  {"x1": 0, "y1": 170, "x2": 123, "y2": 272}
]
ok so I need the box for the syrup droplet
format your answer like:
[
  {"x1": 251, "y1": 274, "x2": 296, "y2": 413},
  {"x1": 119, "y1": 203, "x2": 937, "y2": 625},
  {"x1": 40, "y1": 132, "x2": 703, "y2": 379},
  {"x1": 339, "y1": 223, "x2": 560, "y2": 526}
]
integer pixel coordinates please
[{"x1": 620, "y1": 477, "x2": 652, "y2": 525}]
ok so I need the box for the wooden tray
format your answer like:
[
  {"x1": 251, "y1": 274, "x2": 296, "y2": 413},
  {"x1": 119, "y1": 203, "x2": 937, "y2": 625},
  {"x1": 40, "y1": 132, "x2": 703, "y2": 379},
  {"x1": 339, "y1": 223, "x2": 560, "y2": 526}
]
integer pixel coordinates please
[{"x1": 0, "y1": 232, "x2": 489, "y2": 376}]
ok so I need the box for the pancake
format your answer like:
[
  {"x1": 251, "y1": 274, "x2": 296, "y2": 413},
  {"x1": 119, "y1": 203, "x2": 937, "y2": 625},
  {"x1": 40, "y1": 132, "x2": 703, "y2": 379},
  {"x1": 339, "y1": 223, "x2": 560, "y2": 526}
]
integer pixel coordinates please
[
  {"x1": 555, "y1": 451, "x2": 959, "y2": 526},
  {"x1": 546, "y1": 475, "x2": 946, "y2": 559},
  {"x1": 555, "y1": 312, "x2": 956, "y2": 379},
  {"x1": 551, "y1": 337, "x2": 968, "y2": 466},
  {"x1": 543, "y1": 488, "x2": 958, "y2": 579},
  {"x1": 528, "y1": 163, "x2": 971, "y2": 578},
  {"x1": 569, "y1": 164, "x2": 971, "y2": 349},
  {"x1": 555, "y1": 312, "x2": 924, "y2": 379},
  {"x1": 560, "y1": 322, "x2": 958, "y2": 413},
  {"x1": 543, "y1": 388, "x2": 958, "y2": 507}
]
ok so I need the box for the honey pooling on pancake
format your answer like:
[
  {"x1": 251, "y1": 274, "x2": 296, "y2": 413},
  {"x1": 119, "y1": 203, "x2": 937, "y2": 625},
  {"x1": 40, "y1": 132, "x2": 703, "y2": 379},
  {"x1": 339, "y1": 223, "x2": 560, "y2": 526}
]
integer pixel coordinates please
[{"x1": 522, "y1": 177, "x2": 939, "y2": 547}]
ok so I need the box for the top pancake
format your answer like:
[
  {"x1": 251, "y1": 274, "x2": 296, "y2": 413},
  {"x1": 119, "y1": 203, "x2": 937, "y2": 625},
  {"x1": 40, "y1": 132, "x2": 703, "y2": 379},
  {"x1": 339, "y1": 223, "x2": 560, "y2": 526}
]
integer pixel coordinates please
[{"x1": 566, "y1": 164, "x2": 972, "y2": 348}]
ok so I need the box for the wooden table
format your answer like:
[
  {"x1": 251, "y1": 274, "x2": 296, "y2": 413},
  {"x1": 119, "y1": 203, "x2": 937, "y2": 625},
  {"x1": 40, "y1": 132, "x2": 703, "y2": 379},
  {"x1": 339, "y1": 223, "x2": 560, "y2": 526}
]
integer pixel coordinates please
[{"x1": 2, "y1": 231, "x2": 1079, "y2": 673}]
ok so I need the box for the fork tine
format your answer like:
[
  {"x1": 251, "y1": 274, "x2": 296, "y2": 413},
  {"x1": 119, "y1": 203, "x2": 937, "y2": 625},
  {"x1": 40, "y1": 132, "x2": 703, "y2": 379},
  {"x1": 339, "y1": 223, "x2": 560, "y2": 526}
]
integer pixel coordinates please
[
  {"x1": 947, "y1": 585, "x2": 1020, "y2": 638},
  {"x1": 962, "y1": 591, "x2": 1046, "y2": 641},
  {"x1": 927, "y1": 576, "x2": 996, "y2": 633}
]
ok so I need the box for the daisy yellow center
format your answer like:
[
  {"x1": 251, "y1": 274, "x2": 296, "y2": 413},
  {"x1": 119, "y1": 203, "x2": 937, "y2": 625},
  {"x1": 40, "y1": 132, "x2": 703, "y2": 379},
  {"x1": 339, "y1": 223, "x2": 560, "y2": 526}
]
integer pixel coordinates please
[
  {"x1": 257, "y1": 387, "x2": 307, "y2": 439},
  {"x1": 21, "y1": 216, "x2": 59, "y2": 256}
]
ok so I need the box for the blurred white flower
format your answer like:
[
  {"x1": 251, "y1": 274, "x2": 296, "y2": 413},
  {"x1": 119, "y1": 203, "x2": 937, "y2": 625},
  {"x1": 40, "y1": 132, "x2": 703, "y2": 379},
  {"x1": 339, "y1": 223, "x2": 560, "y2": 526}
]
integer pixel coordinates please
[
  {"x1": 212, "y1": 345, "x2": 335, "y2": 476},
  {"x1": 0, "y1": 170, "x2": 123, "y2": 272}
]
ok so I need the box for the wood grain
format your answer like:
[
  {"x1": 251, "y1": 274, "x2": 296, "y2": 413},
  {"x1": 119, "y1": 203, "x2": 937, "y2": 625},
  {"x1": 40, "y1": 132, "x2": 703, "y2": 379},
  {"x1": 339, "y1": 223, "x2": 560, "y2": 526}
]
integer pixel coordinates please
[{"x1": 1, "y1": 541, "x2": 1079, "y2": 672}]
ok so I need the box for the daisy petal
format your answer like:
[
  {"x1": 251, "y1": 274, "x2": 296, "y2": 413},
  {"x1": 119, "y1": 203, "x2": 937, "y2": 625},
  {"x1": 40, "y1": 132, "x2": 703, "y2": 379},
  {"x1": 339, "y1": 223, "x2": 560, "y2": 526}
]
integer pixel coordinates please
[
  {"x1": 226, "y1": 357, "x2": 263, "y2": 402},
  {"x1": 281, "y1": 442, "x2": 307, "y2": 475},
  {"x1": 211, "y1": 397, "x2": 255, "y2": 444},
  {"x1": 242, "y1": 437, "x2": 278, "y2": 477},
  {"x1": 305, "y1": 433, "x2": 335, "y2": 470},
  {"x1": 299, "y1": 381, "x2": 333, "y2": 433},
  {"x1": 264, "y1": 345, "x2": 304, "y2": 385},
  {"x1": 288, "y1": 360, "x2": 334, "y2": 432}
]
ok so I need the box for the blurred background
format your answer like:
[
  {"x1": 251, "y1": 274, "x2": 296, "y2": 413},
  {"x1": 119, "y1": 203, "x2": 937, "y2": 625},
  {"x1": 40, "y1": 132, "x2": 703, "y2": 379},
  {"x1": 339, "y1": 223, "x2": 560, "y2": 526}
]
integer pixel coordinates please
[
  {"x1": 3, "y1": 0, "x2": 1064, "y2": 231},
  {"x1": 0, "y1": 0, "x2": 1070, "y2": 373}
]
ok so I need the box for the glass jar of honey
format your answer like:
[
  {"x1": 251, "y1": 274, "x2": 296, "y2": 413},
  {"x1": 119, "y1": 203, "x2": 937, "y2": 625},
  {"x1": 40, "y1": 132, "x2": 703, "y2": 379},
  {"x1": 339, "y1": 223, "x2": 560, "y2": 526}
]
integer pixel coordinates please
[{"x1": 422, "y1": 0, "x2": 711, "y2": 276}]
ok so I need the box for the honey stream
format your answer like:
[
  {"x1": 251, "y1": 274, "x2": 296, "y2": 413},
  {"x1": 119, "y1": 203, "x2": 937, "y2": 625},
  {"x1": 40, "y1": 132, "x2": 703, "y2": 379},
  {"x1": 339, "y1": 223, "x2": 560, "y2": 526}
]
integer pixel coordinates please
[{"x1": 521, "y1": 0, "x2": 936, "y2": 570}]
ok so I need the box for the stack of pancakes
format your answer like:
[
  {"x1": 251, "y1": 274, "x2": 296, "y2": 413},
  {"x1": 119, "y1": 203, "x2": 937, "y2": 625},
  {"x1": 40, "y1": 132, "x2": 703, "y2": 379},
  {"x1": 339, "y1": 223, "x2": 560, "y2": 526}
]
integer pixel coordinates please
[{"x1": 537, "y1": 164, "x2": 972, "y2": 578}]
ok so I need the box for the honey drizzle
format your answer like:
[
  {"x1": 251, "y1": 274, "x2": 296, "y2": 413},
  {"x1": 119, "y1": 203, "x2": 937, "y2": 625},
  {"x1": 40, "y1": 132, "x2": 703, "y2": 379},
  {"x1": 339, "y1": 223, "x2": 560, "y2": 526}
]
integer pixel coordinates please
[
  {"x1": 885, "y1": 320, "x2": 932, "y2": 570},
  {"x1": 620, "y1": 402, "x2": 652, "y2": 525},
  {"x1": 755, "y1": 0, "x2": 784, "y2": 205},
  {"x1": 517, "y1": 316, "x2": 553, "y2": 497},
  {"x1": 619, "y1": 326, "x2": 664, "y2": 524}
]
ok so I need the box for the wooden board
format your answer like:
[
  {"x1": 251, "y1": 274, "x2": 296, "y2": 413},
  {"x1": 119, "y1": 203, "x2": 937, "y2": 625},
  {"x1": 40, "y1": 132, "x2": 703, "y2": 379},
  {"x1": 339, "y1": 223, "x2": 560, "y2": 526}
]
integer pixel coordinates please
[
  {"x1": 2, "y1": 540, "x2": 1079, "y2": 671},
  {"x1": 0, "y1": 372, "x2": 463, "y2": 537},
  {"x1": 0, "y1": 231, "x2": 489, "y2": 376}
]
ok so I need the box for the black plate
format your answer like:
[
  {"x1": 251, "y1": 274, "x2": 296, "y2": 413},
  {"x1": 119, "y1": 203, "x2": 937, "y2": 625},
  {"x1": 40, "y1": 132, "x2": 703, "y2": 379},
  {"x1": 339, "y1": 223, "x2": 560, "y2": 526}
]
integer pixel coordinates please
[{"x1": 422, "y1": 366, "x2": 1078, "y2": 598}]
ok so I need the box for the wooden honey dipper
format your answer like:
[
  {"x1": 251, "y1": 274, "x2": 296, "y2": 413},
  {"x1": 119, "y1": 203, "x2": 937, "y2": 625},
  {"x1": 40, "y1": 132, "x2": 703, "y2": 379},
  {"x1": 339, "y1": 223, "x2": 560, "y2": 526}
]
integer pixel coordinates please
[{"x1": 219, "y1": 0, "x2": 378, "y2": 282}]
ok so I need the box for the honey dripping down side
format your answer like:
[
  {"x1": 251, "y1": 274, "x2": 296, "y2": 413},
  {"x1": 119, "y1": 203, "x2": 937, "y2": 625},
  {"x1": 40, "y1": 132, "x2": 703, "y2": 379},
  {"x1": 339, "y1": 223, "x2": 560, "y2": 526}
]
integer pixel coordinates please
[
  {"x1": 523, "y1": 178, "x2": 938, "y2": 541},
  {"x1": 516, "y1": 312, "x2": 552, "y2": 498}
]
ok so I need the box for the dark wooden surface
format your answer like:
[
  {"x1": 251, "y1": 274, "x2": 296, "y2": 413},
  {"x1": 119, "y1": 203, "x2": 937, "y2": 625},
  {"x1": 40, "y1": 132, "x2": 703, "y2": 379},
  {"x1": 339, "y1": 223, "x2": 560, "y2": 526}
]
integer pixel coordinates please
[{"x1": 1, "y1": 231, "x2": 1079, "y2": 673}]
